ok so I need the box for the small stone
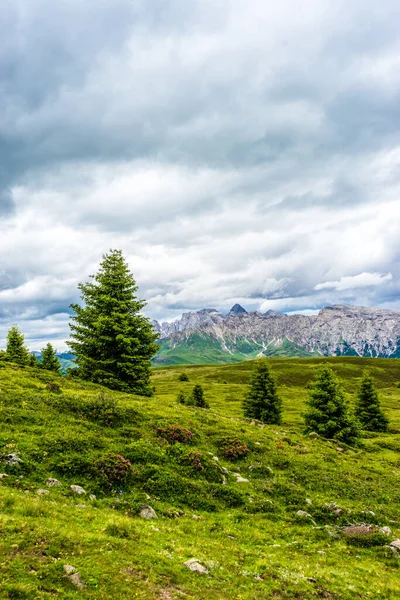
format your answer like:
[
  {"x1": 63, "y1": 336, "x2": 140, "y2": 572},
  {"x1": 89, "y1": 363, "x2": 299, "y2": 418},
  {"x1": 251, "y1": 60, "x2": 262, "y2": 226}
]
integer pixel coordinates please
[
  {"x1": 317, "y1": 551, "x2": 326, "y2": 555},
  {"x1": 297, "y1": 510, "x2": 313, "y2": 519},
  {"x1": 221, "y1": 467, "x2": 229, "y2": 475},
  {"x1": 342, "y1": 525, "x2": 375, "y2": 537},
  {"x1": 307, "y1": 577, "x2": 317, "y2": 583},
  {"x1": 89, "y1": 494, "x2": 96, "y2": 501},
  {"x1": 63, "y1": 565, "x2": 76, "y2": 575},
  {"x1": 0, "y1": 473, "x2": 8, "y2": 479},
  {"x1": 46, "y1": 478, "x2": 61, "y2": 487},
  {"x1": 70, "y1": 572, "x2": 84, "y2": 588},
  {"x1": 140, "y1": 505, "x2": 158, "y2": 519},
  {"x1": 2, "y1": 453, "x2": 23, "y2": 466},
  {"x1": 390, "y1": 539, "x2": 400, "y2": 550},
  {"x1": 380, "y1": 526, "x2": 391, "y2": 536},
  {"x1": 70, "y1": 485, "x2": 86, "y2": 495},
  {"x1": 76, "y1": 504, "x2": 87, "y2": 508},
  {"x1": 183, "y1": 559, "x2": 208, "y2": 574},
  {"x1": 333, "y1": 508, "x2": 344, "y2": 516},
  {"x1": 36, "y1": 489, "x2": 49, "y2": 495},
  {"x1": 308, "y1": 432, "x2": 319, "y2": 439},
  {"x1": 192, "y1": 514, "x2": 202, "y2": 520},
  {"x1": 336, "y1": 447, "x2": 344, "y2": 453},
  {"x1": 236, "y1": 476, "x2": 249, "y2": 483},
  {"x1": 306, "y1": 498, "x2": 312, "y2": 505},
  {"x1": 212, "y1": 456, "x2": 219, "y2": 462}
]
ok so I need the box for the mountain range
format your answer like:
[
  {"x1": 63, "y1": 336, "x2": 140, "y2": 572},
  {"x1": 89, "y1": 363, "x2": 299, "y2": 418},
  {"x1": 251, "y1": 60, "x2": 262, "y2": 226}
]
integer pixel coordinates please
[{"x1": 151, "y1": 304, "x2": 400, "y2": 365}]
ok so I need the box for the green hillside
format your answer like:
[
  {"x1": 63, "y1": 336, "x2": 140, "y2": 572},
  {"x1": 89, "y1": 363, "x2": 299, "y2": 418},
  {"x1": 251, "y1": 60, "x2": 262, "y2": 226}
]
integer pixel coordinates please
[{"x1": 0, "y1": 357, "x2": 400, "y2": 598}]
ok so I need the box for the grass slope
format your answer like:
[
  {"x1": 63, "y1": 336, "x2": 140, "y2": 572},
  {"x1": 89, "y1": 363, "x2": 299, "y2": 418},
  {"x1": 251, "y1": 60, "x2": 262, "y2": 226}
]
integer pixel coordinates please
[{"x1": 0, "y1": 357, "x2": 400, "y2": 599}]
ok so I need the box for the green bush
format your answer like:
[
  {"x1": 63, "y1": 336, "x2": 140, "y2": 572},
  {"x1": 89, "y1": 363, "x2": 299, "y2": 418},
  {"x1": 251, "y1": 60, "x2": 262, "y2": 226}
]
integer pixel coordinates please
[
  {"x1": 176, "y1": 449, "x2": 223, "y2": 483},
  {"x1": 178, "y1": 373, "x2": 189, "y2": 382}
]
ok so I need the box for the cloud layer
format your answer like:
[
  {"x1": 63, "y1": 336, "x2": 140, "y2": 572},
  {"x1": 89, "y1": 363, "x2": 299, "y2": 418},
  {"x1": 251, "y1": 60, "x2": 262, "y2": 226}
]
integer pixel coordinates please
[{"x1": 1, "y1": 0, "x2": 400, "y2": 349}]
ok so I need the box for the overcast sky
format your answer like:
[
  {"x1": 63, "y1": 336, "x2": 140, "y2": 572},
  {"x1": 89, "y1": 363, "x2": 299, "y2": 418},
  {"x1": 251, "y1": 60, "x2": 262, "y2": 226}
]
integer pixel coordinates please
[{"x1": 1, "y1": 0, "x2": 400, "y2": 350}]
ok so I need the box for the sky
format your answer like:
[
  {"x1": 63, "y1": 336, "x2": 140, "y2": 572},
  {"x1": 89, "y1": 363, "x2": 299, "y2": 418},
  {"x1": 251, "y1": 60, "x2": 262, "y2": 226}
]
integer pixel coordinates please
[{"x1": 1, "y1": 0, "x2": 400, "y2": 351}]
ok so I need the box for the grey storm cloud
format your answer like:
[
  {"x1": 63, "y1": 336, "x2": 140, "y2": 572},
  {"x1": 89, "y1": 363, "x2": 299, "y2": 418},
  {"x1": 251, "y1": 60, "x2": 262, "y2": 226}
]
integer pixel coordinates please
[{"x1": 0, "y1": 0, "x2": 400, "y2": 349}]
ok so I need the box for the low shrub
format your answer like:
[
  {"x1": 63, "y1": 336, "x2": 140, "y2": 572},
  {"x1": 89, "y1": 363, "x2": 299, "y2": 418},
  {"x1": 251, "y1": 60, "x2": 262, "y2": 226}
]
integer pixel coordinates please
[
  {"x1": 156, "y1": 424, "x2": 194, "y2": 444},
  {"x1": 176, "y1": 449, "x2": 223, "y2": 483},
  {"x1": 218, "y1": 438, "x2": 248, "y2": 461},
  {"x1": 178, "y1": 373, "x2": 189, "y2": 382},
  {"x1": 93, "y1": 453, "x2": 133, "y2": 489}
]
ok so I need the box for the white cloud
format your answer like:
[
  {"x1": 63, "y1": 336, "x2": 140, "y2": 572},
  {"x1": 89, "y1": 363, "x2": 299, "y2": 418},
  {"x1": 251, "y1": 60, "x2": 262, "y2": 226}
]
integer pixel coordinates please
[{"x1": 315, "y1": 272, "x2": 393, "y2": 292}]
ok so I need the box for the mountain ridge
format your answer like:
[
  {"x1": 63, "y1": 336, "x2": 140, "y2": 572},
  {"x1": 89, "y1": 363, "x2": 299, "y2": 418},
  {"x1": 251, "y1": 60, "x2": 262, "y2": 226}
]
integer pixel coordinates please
[{"x1": 152, "y1": 304, "x2": 400, "y2": 365}]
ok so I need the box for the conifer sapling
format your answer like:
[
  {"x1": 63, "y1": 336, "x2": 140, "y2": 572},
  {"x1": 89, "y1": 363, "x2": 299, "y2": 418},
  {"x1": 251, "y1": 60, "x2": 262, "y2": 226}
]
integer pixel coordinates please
[
  {"x1": 355, "y1": 372, "x2": 389, "y2": 432},
  {"x1": 243, "y1": 359, "x2": 282, "y2": 424},
  {"x1": 6, "y1": 326, "x2": 29, "y2": 365},
  {"x1": 304, "y1": 367, "x2": 359, "y2": 444},
  {"x1": 40, "y1": 343, "x2": 62, "y2": 374}
]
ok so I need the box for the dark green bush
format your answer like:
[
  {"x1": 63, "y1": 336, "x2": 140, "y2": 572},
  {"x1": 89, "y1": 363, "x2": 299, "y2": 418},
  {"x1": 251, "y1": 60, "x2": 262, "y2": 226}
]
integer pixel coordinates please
[
  {"x1": 123, "y1": 440, "x2": 165, "y2": 464},
  {"x1": 178, "y1": 373, "x2": 189, "y2": 382}
]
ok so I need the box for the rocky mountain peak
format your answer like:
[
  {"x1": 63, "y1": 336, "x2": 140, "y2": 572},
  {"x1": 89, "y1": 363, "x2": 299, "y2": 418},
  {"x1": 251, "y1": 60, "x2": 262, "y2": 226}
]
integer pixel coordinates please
[{"x1": 228, "y1": 304, "x2": 247, "y2": 316}]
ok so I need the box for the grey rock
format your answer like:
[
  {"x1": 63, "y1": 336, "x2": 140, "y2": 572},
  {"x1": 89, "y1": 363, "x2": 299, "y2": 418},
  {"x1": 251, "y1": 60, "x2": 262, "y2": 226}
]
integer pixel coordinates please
[
  {"x1": 183, "y1": 558, "x2": 208, "y2": 574},
  {"x1": 0, "y1": 473, "x2": 9, "y2": 479},
  {"x1": 317, "y1": 551, "x2": 326, "y2": 555},
  {"x1": 390, "y1": 539, "x2": 400, "y2": 550},
  {"x1": 2, "y1": 453, "x2": 23, "y2": 466},
  {"x1": 306, "y1": 498, "x2": 312, "y2": 505},
  {"x1": 63, "y1": 565, "x2": 77, "y2": 575},
  {"x1": 297, "y1": 510, "x2": 313, "y2": 519},
  {"x1": 308, "y1": 432, "x2": 319, "y2": 440},
  {"x1": 70, "y1": 485, "x2": 86, "y2": 495},
  {"x1": 140, "y1": 505, "x2": 158, "y2": 519},
  {"x1": 70, "y1": 572, "x2": 84, "y2": 588},
  {"x1": 36, "y1": 489, "x2": 49, "y2": 495},
  {"x1": 46, "y1": 478, "x2": 61, "y2": 487},
  {"x1": 76, "y1": 504, "x2": 87, "y2": 508},
  {"x1": 380, "y1": 526, "x2": 391, "y2": 536},
  {"x1": 89, "y1": 494, "x2": 96, "y2": 501},
  {"x1": 235, "y1": 476, "x2": 249, "y2": 483}
]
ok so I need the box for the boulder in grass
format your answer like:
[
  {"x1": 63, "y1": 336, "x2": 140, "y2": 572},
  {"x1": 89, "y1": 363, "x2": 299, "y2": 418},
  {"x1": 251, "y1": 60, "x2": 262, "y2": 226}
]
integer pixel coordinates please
[
  {"x1": 70, "y1": 485, "x2": 86, "y2": 495},
  {"x1": 184, "y1": 559, "x2": 208, "y2": 574},
  {"x1": 140, "y1": 505, "x2": 158, "y2": 519},
  {"x1": 46, "y1": 478, "x2": 62, "y2": 487}
]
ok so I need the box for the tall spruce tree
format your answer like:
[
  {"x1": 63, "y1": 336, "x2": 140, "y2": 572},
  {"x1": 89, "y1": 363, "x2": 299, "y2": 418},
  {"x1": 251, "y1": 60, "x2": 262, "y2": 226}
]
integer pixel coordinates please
[
  {"x1": 40, "y1": 343, "x2": 62, "y2": 374},
  {"x1": 304, "y1": 367, "x2": 359, "y2": 444},
  {"x1": 6, "y1": 326, "x2": 29, "y2": 365},
  {"x1": 68, "y1": 250, "x2": 159, "y2": 395},
  {"x1": 355, "y1": 372, "x2": 389, "y2": 432},
  {"x1": 243, "y1": 359, "x2": 282, "y2": 424}
]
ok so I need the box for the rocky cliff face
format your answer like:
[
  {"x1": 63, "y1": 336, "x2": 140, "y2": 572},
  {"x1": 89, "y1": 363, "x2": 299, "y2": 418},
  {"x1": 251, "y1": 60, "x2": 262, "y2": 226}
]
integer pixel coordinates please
[{"x1": 152, "y1": 304, "x2": 400, "y2": 363}]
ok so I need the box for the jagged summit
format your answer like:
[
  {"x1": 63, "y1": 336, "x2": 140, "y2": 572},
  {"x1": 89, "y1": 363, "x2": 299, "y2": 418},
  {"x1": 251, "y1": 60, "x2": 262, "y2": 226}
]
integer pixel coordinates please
[{"x1": 228, "y1": 304, "x2": 248, "y2": 316}]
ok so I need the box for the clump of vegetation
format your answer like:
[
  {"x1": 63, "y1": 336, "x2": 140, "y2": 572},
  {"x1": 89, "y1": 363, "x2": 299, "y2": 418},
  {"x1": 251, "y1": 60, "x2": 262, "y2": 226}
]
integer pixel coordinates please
[
  {"x1": 219, "y1": 438, "x2": 249, "y2": 461},
  {"x1": 93, "y1": 453, "x2": 133, "y2": 489},
  {"x1": 355, "y1": 372, "x2": 389, "y2": 432},
  {"x1": 80, "y1": 392, "x2": 126, "y2": 427},
  {"x1": 46, "y1": 382, "x2": 61, "y2": 393},
  {"x1": 68, "y1": 249, "x2": 159, "y2": 395},
  {"x1": 178, "y1": 372, "x2": 189, "y2": 382},
  {"x1": 40, "y1": 343, "x2": 61, "y2": 374},
  {"x1": 156, "y1": 424, "x2": 194, "y2": 444},
  {"x1": 243, "y1": 359, "x2": 282, "y2": 424},
  {"x1": 304, "y1": 367, "x2": 359, "y2": 444}
]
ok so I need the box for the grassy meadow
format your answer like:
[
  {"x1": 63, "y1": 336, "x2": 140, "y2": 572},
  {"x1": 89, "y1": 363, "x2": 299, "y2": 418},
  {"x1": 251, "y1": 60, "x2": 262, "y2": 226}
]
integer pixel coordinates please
[{"x1": 0, "y1": 356, "x2": 399, "y2": 599}]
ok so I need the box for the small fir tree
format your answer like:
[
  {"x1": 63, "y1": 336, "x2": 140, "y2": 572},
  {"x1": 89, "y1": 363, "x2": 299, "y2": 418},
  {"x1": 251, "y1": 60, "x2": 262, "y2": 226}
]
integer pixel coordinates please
[
  {"x1": 178, "y1": 372, "x2": 189, "y2": 382},
  {"x1": 40, "y1": 343, "x2": 62, "y2": 374},
  {"x1": 355, "y1": 372, "x2": 389, "y2": 432},
  {"x1": 304, "y1": 367, "x2": 359, "y2": 444},
  {"x1": 177, "y1": 390, "x2": 186, "y2": 404},
  {"x1": 68, "y1": 249, "x2": 159, "y2": 395},
  {"x1": 6, "y1": 326, "x2": 29, "y2": 365},
  {"x1": 191, "y1": 384, "x2": 209, "y2": 408},
  {"x1": 243, "y1": 359, "x2": 282, "y2": 424},
  {"x1": 28, "y1": 353, "x2": 39, "y2": 367}
]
